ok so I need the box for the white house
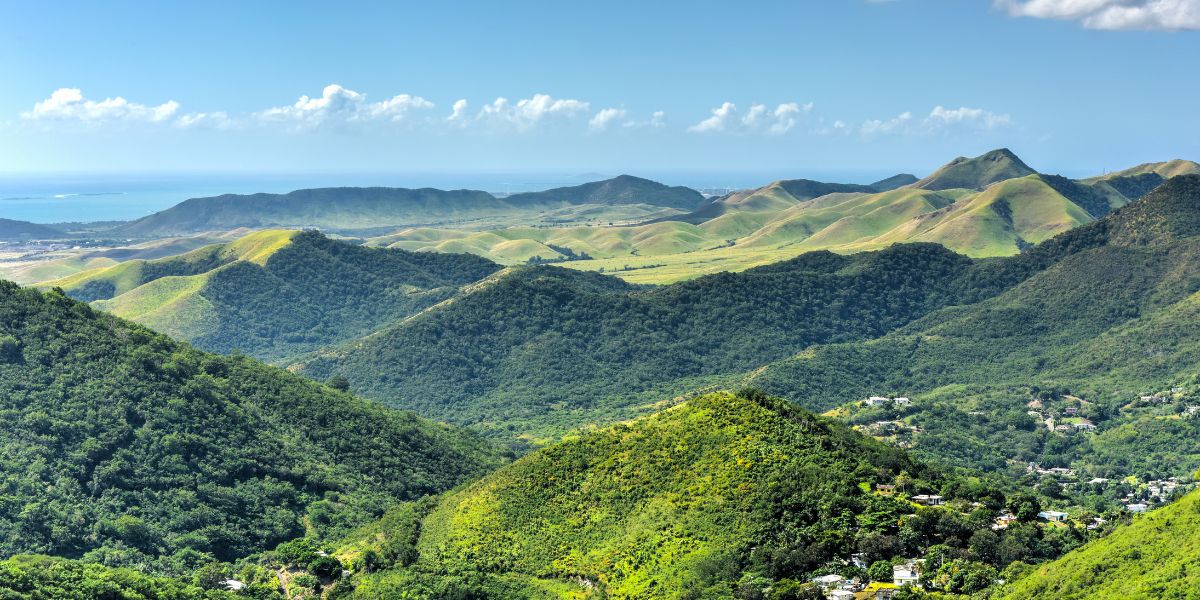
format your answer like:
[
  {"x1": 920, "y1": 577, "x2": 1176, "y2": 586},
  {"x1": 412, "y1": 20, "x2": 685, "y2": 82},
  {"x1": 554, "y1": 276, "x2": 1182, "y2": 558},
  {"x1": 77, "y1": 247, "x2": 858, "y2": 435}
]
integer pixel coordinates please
[
  {"x1": 1038, "y1": 510, "x2": 1069, "y2": 522},
  {"x1": 222, "y1": 580, "x2": 246, "y2": 591},
  {"x1": 829, "y1": 591, "x2": 855, "y2": 600},
  {"x1": 865, "y1": 396, "x2": 891, "y2": 406},
  {"x1": 1126, "y1": 503, "x2": 1149, "y2": 513},
  {"x1": 893, "y1": 397, "x2": 912, "y2": 406},
  {"x1": 894, "y1": 562, "x2": 921, "y2": 587},
  {"x1": 813, "y1": 574, "x2": 845, "y2": 589},
  {"x1": 911, "y1": 494, "x2": 943, "y2": 506}
]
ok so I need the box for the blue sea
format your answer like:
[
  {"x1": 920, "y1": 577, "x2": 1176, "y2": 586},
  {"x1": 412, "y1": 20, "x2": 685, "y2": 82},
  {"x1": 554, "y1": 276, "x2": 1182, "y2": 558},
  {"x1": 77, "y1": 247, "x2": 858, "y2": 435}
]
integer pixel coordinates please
[{"x1": 0, "y1": 170, "x2": 894, "y2": 224}]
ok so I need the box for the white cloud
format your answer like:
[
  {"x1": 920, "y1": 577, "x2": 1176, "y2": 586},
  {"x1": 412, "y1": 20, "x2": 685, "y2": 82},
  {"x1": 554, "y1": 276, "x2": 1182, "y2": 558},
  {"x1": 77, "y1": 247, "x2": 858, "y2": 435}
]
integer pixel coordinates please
[
  {"x1": 173, "y1": 111, "x2": 233, "y2": 129},
  {"x1": 860, "y1": 111, "x2": 914, "y2": 136},
  {"x1": 689, "y1": 101, "x2": 811, "y2": 135},
  {"x1": 996, "y1": 0, "x2": 1200, "y2": 30},
  {"x1": 447, "y1": 98, "x2": 470, "y2": 123},
  {"x1": 23, "y1": 88, "x2": 181, "y2": 123},
  {"x1": 259, "y1": 84, "x2": 433, "y2": 127},
  {"x1": 476, "y1": 94, "x2": 590, "y2": 132},
  {"x1": 589, "y1": 107, "x2": 627, "y2": 131},
  {"x1": 927, "y1": 105, "x2": 1012, "y2": 129}
]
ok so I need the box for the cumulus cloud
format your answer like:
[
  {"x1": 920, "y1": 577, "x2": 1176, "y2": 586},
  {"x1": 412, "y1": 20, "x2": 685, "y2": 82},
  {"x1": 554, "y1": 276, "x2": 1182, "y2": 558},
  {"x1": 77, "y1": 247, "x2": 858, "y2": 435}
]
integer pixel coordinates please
[
  {"x1": 476, "y1": 94, "x2": 590, "y2": 132},
  {"x1": 589, "y1": 107, "x2": 628, "y2": 131},
  {"x1": 995, "y1": 0, "x2": 1200, "y2": 30},
  {"x1": 855, "y1": 105, "x2": 1013, "y2": 136},
  {"x1": 259, "y1": 84, "x2": 433, "y2": 127},
  {"x1": 23, "y1": 88, "x2": 180, "y2": 123},
  {"x1": 688, "y1": 101, "x2": 812, "y2": 135},
  {"x1": 447, "y1": 98, "x2": 470, "y2": 123},
  {"x1": 173, "y1": 111, "x2": 233, "y2": 129},
  {"x1": 927, "y1": 105, "x2": 1012, "y2": 129}
]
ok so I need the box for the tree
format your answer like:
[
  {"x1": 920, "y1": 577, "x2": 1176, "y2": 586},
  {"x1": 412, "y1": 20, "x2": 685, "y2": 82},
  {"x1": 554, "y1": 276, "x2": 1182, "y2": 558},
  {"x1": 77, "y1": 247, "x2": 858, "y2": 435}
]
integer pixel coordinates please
[
  {"x1": 1008, "y1": 493, "x2": 1042, "y2": 522},
  {"x1": 327, "y1": 375, "x2": 351, "y2": 392}
]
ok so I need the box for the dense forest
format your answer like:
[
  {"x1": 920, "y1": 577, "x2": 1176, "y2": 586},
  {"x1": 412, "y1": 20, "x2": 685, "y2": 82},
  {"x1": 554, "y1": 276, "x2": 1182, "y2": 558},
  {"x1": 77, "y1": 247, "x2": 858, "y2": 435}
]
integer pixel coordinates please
[
  {"x1": 296, "y1": 243, "x2": 1008, "y2": 441},
  {"x1": 0, "y1": 280, "x2": 503, "y2": 575},
  {"x1": 326, "y1": 391, "x2": 1091, "y2": 599}
]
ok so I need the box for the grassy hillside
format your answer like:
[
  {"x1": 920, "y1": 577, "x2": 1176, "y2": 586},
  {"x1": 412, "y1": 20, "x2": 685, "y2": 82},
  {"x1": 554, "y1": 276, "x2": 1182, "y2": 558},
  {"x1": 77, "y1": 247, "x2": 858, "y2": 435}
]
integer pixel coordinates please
[
  {"x1": 912, "y1": 148, "x2": 1037, "y2": 191},
  {"x1": 870, "y1": 173, "x2": 919, "y2": 191},
  {"x1": 745, "y1": 176, "x2": 1200, "y2": 481},
  {"x1": 294, "y1": 243, "x2": 1027, "y2": 443},
  {"x1": 0, "y1": 280, "x2": 503, "y2": 573},
  {"x1": 51, "y1": 230, "x2": 501, "y2": 362},
  {"x1": 995, "y1": 488, "x2": 1200, "y2": 599},
  {"x1": 331, "y1": 391, "x2": 1083, "y2": 599}
]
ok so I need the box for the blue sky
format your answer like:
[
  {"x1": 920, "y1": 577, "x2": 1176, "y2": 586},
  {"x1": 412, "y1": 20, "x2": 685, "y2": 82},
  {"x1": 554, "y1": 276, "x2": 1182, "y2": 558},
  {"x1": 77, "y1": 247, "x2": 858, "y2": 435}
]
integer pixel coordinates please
[{"x1": 1, "y1": 0, "x2": 1198, "y2": 178}]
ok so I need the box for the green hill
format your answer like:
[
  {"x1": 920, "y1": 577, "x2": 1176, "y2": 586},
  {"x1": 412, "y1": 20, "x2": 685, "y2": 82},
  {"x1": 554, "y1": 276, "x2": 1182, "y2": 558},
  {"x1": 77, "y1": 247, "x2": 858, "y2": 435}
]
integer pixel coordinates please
[
  {"x1": 995, "y1": 488, "x2": 1200, "y2": 599},
  {"x1": 870, "y1": 173, "x2": 919, "y2": 191},
  {"x1": 331, "y1": 390, "x2": 1082, "y2": 599},
  {"x1": 912, "y1": 148, "x2": 1038, "y2": 191},
  {"x1": 745, "y1": 176, "x2": 1200, "y2": 480},
  {"x1": 0, "y1": 279, "x2": 503, "y2": 572},
  {"x1": 0, "y1": 218, "x2": 62, "y2": 240},
  {"x1": 49, "y1": 230, "x2": 500, "y2": 362},
  {"x1": 504, "y1": 174, "x2": 705, "y2": 211},
  {"x1": 294, "y1": 243, "x2": 1022, "y2": 443},
  {"x1": 113, "y1": 177, "x2": 700, "y2": 237}
]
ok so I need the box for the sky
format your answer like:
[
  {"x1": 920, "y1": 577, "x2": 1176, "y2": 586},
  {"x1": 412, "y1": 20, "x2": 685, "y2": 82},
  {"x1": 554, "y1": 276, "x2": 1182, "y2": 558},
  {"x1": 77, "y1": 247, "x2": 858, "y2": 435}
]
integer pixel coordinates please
[{"x1": 1, "y1": 0, "x2": 1198, "y2": 179}]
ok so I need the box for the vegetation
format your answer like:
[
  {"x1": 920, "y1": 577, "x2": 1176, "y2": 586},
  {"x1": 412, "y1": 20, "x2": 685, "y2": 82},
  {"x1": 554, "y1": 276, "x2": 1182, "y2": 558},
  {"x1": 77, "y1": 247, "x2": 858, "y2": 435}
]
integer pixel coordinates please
[
  {"x1": 0, "y1": 279, "x2": 503, "y2": 573},
  {"x1": 295, "y1": 243, "x2": 994, "y2": 443},
  {"x1": 51, "y1": 230, "x2": 501, "y2": 362},
  {"x1": 331, "y1": 391, "x2": 1087, "y2": 599},
  {"x1": 995, "y1": 487, "x2": 1200, "y2": 599},
  {"x1": 0, "y1": 218, "x2": 62, "y2": 240},
  {"x1": 911, "y1": 148, "x2": 1037, "y2": 191},
  {"x1": 0, "y1": 555, "x2": 243, "y2": 599},
  {"x1": 504, "y1": 174, "x2": 705, "y2": 210}
]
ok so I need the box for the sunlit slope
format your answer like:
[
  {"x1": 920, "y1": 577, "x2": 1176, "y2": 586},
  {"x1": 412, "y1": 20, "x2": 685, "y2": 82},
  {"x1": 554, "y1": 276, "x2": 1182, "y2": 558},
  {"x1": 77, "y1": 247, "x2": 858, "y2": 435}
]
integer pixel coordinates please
[
  {"x1": 995, "y1": 488, "x2": 1200, "y2": 599},
  {"x1": 51, "y1": 230, "x2": 502, "y2": 362},
  {"x1": 338, "y1": 391, "x2": 940, "y2": 598}
]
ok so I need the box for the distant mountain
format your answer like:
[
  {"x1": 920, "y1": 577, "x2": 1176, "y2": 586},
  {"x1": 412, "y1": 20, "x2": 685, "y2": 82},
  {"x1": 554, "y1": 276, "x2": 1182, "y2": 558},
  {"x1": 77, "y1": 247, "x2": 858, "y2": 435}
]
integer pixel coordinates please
[
  {"x1": 504, "y1": 174, "x2": 705, "y2": 211},
  {"x1": 334, "y1": 390, "x2": 1037, "y2": 598},
  {"x1": 49, "y1": 229, "x2": 500, "y2": 362},
  {"x1": 996, "y1": 488, "x2": 1200, "y2": 599},
  {"x1": 912, "y1": 148, "x2": 1038, "y2": 191},
  {"x1": 1086, "y1": 158, "x2": 1200, "y2": 181},
  {"x1": 112, "y1": 176, "x2": 702, "y2": 237},
  {"x1": 664, "y1": 178, "x2": 877, "y2": 224},
  {"x1": 0, "y1": 279, "x2": 502, "y2": 569},
  {"x1": 870, "y1": 173, "x2": 919, "y2": 191},
  {"x1": 0, "y1": 218, "x2": 61, "y2": 240}
]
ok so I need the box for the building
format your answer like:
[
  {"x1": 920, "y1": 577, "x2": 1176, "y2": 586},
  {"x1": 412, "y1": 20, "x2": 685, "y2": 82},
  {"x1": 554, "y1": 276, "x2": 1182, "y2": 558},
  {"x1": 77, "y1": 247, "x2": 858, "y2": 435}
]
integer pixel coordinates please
[
  {"x1": 1064, "y1": 406, "x2": 1078, "y2": 416},
  {"x1": 911, "y1": 494, "x2": 944, "y2": 506},
  {"x1": 893, "y1": 397, "x2": 912, "y2": 407},
  {"x1": 1038, "y1": 510, "x2": 1069, "y2": 522},
  {"x1": 865, "y1": 396, "x2": 891, "y2": 406},
  {"x1": 876, "y1": 484, "x2": 896, "y2": 495},
  {"x1": 893, "y1": 562, "x2": 921, "y2": 587},
  {"x1": 829, "y1": 590, "x2": 855, "y2": 600},
  {"x1": 812, "y1": 574, "x2": 845, "y2": 589},
  {"x1": 1074, "y1": 420, "x2": 1097, "y2": 432},
  {"x1": 1126, "y1": 503, "x2": 1149, "y2": 513},
  {"x1": 875, "y1": 589, "x2": 897, "y2": 600}
]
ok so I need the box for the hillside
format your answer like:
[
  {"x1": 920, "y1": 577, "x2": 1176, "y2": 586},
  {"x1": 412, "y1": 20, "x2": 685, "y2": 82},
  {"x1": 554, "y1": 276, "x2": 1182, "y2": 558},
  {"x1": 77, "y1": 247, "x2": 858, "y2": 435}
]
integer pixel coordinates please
[
  {"x1": 911, "y1": 148, "x2": 1038, "y2": 191},
  {"x1": 995, "y1": 488, "x2": 1200, "y2": 599},
  {"x1": 113, "y1": 177, "x2": 698, "y2": 237},
  {"x1": 334, "y1": 391, "x2": 1072, "y2": 599},
  {"x1": 0, "y1": 279, "x2": 503, "y2": 571},
  {"x1": 504, "y1": 174, "x2": 705, "y2": 211},
  {"x1": 745, "y1": 176, "x2": 1200, "y2": 481},
  {"x1": 870, "y1": 173, "x2": 919, "y2": 191},
  {"x1": 49, "y1": 230, "x2": 501, "y2": 362},
  {"x1": 294, "y1": 243, "x2": 1023, "y2": 443},
  {"x1": 0, "y1": 218, "x2": 62, "y2": 240}
]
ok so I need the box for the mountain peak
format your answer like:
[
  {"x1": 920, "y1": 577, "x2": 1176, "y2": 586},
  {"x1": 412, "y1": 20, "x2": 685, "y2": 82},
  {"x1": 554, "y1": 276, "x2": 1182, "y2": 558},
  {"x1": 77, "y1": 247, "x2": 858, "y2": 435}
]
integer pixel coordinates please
[{"x1": 913, "y1": 148, "x2": 1038, "y2": 191}]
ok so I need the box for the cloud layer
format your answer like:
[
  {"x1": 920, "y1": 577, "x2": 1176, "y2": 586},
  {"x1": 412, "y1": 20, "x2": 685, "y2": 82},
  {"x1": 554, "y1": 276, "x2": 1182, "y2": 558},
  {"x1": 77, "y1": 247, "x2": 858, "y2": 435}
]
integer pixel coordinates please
[
  {"x1": 688, "y1": 102, "x2": 813, "y2": 135},
  {"x1": 23, "y1": 88, "x2": 180, "y2": 123},
  {"x1": 996, "y1": 0, "x2": 1200, "y2": 30}
]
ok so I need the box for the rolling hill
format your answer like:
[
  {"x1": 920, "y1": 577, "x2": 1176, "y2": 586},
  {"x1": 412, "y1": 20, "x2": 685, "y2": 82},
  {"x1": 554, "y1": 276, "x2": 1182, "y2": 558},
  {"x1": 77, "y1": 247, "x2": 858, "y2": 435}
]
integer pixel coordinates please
[
  {"x1": 47, "y1": 229, "x2": 501, "y2": 362},
  {"x1": 995, "y1": 487, "x2": 1200, "y2": 599},
  {"x1": 911, "y1": 148, "x2": 1038, "y2": 191},
  {"x1": 293, "y1": 242, "x2": 1034, "y2": 443},
  {"x1": 0, "y1": 279, "x2": 503, "y2": 571},
  {"x1": 112, "y1": 176, "x2": 701, "y2": 237},
  {"x1": 743, "y1": 175, "x2": 1200, "y2": 481},
  {"x1": 362, "y1": 150, "x2": 1186, "y2": 284},
  {"x1": 0, "y1": 218, "x2": 62, "y2": 240}
]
